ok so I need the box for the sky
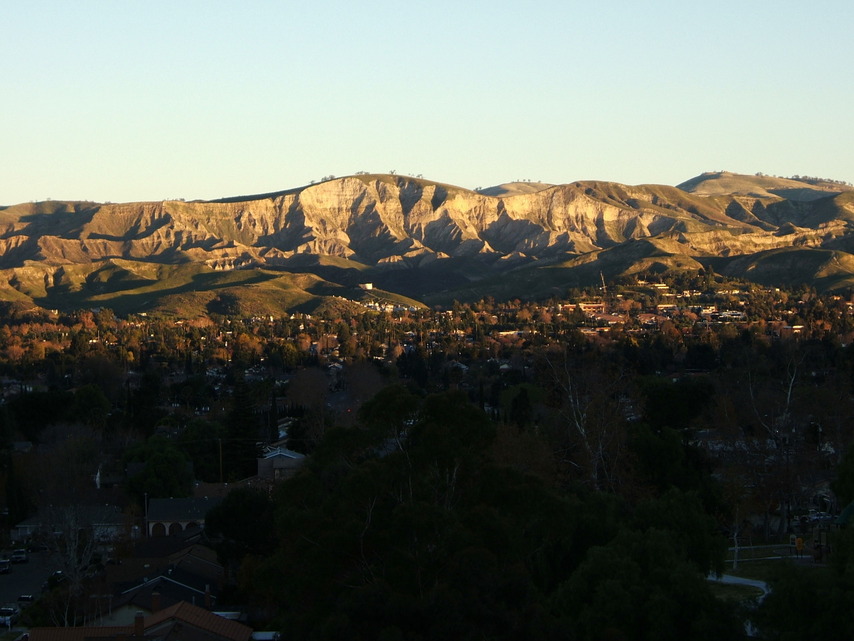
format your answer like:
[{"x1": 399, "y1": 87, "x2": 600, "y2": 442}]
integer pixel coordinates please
[{"x1": 2, "y1": 0, "x2": 853, "y2": 205}]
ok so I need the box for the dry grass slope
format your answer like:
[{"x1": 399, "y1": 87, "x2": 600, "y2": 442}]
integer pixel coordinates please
[{"x1": 677, "y1": 171, "x2": 846, "y2": 201}]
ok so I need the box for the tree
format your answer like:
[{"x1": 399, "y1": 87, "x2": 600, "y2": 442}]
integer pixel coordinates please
[
  {"x1": 508, "y1": 386, "x2": 533, "y2": 430},
  {"x1": 397, "y1": 348, "x2": 429, "y2": 389},
  {"x1": 552, "y1": 528, "x2": 740, "y2": 641},
  {"x1": 630, "y1": 488, "x2": 726, "y2": 575},
  {"x1": 537, "y1": 347, "x2": 633, "y2": 492},
  {"x1": 285, "y1": 367, "x2": 331, "y2": 453},
  {"x1": 7, "y1": 390, "x2": 73, "y2": 442},
  {"x1": 4, "y1": 453, "x2": 30, "y2": 525},
  {"x1": 357, "y1": 384, "x2": 419, "y2": 445},
  {"x1": 70, "y1": 384, "x2": 111, "y2": 429},
  {"x1": 38, "y1": 504, "x2": 102, "y2": 626},
  {"x1": 755, "y1": 563, "x2": 854, "y2": 640},
  {"x1": 252, "y1": 392, "x2": 522, "y2": 638},
  {"x1": 225, "y1": 376, "x2": 261, "y2": 479},
  {"x1": 177, "y1": 418, "x2": 226, "y2": 483},
  {"x1": 206, "y1": 487, "x2": 275, "y2": 568},
  {"x1": 342, "y1": 362, "x2": 385, "y2": 419},
  {"x1": 832, "y1": 446, "x2": 854, "y2": 506},
  {"x1": 637, "y1": 375, "x2": 713, "y2": 430},
  {"x1": 124, "y1": 436, "x2": 193, "y2": 501},
  {"x1": 337, "y1": 321, "x2": 354, "y2": 358},
  {"x1": 245, "y1": 385, "x2": 738, "y2": 639},
  {"x1": 128, "y1": 369, "x2": 167, "y2": 434},
  {"x1": 28, "y1": 424, "x2": 102, "y2": 507}
]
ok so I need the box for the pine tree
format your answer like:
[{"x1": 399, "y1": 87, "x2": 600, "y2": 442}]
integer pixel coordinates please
[{"x1": 226, "y1": 376, "x2": 260, "y2": 480}]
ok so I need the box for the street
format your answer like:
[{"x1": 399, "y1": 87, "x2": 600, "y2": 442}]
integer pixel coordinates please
[{"x1": 0, "y1": 550, "x2": 55, "y2": 609}]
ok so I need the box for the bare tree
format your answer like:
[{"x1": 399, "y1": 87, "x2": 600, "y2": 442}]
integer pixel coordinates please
[
  {"x1": 286, "y1": 367, "x2": 332, "y2": 450},
  {"x1": 745, "y1": 347, "x2": 807, "y2": 536},
  {"x1": 39, "y1": 504, "x2": 101, "y2": 626},
  {"x1": 538, "y1": 347, "x2": 633, "y2": 492},
  {"x1": 21, "y1": 425, "x2": 122, "y2": 625}
]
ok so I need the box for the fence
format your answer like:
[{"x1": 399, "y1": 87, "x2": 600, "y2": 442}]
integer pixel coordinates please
[{"x1": 726, "y1": 544, "x2": 796, "y2": 565}]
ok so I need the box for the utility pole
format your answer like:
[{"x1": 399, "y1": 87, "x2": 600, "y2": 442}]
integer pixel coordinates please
[
  {"x1": 600, "y1": 272, "x2": 609, "y2": 313},
  {"x1": 218, "y1": 438, "x2": 223, "y2": 483}
]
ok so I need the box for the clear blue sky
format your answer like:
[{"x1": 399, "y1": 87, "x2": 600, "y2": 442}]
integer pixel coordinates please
[{"x1": 3, "y1": 0, "x2": 853, "y2": 205}]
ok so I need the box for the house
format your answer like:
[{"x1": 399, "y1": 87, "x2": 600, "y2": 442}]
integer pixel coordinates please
[
  {"x1": 576, "y1": 302, "x2": 606, "y2": 315},
  {"x1": 12, "y1": 504, "x2": 125, "y2": 543},
  {"x1": 29, "y1": 601, "x2": 253, "y2": 641},
  {"x1": 592, "y1": 313, "x2": 625, "y2": 326},
  {"x1": 257, "y1": 446, "x2": 305, "y2": 481},
  {"x1": 83, "y1": 538, "x2": 225, "y2": 626},
  {"x1": 146, "y1": 498, "x2": 221, "y2": 538},
  {"x1": 637, "y1": 313, "x2": 666, "y2": 328},
  {"x1": 100, "y1": 573, "x2": 218, "y2": 625}
]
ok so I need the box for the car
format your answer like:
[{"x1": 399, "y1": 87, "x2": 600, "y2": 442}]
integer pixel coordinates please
[
  {"x1": 0, "y1": 559, "x2": 10, "y2": 574},
  {"x1": 17, "y1": 595, "x2": 34, "y2": 607},
  {"x1": 42, "y1": 571, "x2": 67, "y2": 591},
  {"x1": 0, "y1": 607, "x2": 19, "y2": 626},
  {"x1": 10, "y1": 549, "x2": 27, "y2": 563}
]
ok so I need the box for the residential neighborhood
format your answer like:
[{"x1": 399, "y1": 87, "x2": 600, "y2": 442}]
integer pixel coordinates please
[{"x1": 0, "y1": 272, "x2": 853, "y2": 637}]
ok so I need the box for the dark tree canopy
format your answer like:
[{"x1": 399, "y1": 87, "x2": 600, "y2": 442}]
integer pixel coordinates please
[
  {"x1": 123, "y1": 436, "x2": 193, "y2": 501},
  {"x1": 241, "y1": 390, "x2": 735, "y2": 640}
]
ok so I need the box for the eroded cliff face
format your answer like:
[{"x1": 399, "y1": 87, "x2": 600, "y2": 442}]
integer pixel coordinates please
[{"x1": 1, "y1": 175, "x2": 852, "y2": 272}]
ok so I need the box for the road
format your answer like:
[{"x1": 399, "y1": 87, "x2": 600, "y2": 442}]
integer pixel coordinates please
[{"x1": 0, "y1": 550, "x2": 56, "y2": 608}]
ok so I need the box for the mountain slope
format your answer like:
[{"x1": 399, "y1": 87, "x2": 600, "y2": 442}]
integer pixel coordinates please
[
  {"x1": 677, "y1": 171, "x2": 847, "y2": 201},
  {"x1": 2, "y1": 172, "x2": 854, "y2": 313}
]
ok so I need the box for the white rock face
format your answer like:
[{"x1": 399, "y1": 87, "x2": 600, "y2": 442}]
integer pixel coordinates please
[{"x1": 0, "y1": 175, "x2": 851, "y2": 273}]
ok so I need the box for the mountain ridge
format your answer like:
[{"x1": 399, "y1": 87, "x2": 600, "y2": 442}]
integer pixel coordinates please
[{"x1": 2, "y1": 171, "x2": 853, "y2": 315}]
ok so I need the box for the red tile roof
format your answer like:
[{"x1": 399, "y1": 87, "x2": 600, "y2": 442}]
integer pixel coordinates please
[
  {"x1": 146, "y1": 602, "x2": 251, "y2": 641},
  {"x1": 29, "y1": 601, "x2": 252, "y2": 641}
]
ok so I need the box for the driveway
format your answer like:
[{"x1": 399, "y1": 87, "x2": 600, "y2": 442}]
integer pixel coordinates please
[{"x1": 707, "y1": 573, "x2": 771, "y2": 600}]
